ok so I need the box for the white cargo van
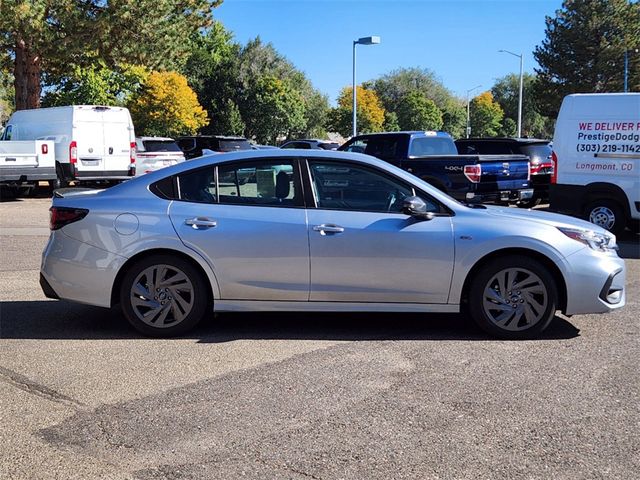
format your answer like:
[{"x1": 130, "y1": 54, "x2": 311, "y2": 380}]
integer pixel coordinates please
[
  {"x1": 1, "y1": 105, "x2": 136, "y2": 187},
  {"x1": 550, "y1": 93, "x2": 640, "y2": 234}
]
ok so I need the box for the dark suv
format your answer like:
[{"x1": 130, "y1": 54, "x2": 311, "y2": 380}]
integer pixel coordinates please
[
  {"x1": 176, "y1": 135, "x2": 253, "y2": 159},
  {"x1": 455, "y1": 138, "x2": 553, "y2": 207}
]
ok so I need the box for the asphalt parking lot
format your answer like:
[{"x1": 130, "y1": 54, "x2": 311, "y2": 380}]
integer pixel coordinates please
[{"x1": 1, "y1": 194, "x2": 639, "y2": 480}]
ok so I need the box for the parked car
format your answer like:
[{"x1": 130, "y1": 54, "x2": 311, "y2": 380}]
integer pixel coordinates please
[
  {"x1": 251, "y1": 144, "x2": 278, "y2": 150},
  {"x1": 281, "y1": 139, "x2": 340, "y2": 150},
  {"x1": 41, "y1": 150, "x2": 625, "y2": 340},
  {"x1": 176, "y1": 135, "x2": 253, "y2": 159},
  {"x1": 455, "y1": 137, "x2": 553, "y2": 208},
  {"x1": 550, "y1": 93, "x2": 640, "y2": 235},
  {"x1": 339, "y1": 131, "x2": 533, "y2": 205},
  {"x1": 2, "y1": 105, "x2": 136, "y2": 188},
  {"x1": 135, "y1": 137, "x2": 185, "y2": 176}
]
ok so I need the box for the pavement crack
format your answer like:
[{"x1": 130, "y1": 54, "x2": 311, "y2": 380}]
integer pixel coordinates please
[{"x1": 0, "y1": 365, "x2": 85, "y2": 409}]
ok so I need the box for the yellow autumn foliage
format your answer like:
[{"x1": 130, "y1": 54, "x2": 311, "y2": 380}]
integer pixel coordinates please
[{"x1": 129, "y1": 71, "x2": 208, "y2": 137}]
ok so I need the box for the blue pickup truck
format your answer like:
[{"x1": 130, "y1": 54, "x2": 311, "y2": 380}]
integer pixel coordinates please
[{"x1": 339, "y1": 131, "x2": 533, "y2": 204}]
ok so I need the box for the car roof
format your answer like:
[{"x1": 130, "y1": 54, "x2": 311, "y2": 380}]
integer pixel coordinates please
[
  {"x1": 353, "y1": 131, "x2": 451, "y2": 138},
  {"x1": 456, "y1": 137, "x2": 550, "y2": 144},
  {"x1": 177, "y1": 135, "x2": 248, "y2": 140},
  {"x1": 137, "y1": 136, "x2": 175, "y2": 142}
]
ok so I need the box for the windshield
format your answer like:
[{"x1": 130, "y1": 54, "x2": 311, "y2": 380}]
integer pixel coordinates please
[{"x1": 142, "y1": 140, "x2": 181, "y2": 152}]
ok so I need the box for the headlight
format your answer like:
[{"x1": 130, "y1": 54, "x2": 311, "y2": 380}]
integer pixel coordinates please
[{"x1": 558, "y1": 227, "x2": 618, "y2": 252}]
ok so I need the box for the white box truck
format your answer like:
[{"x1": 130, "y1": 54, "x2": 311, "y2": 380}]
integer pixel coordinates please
[
  {"x1": 550, "y1": 93, "x2": 640, "y2": 234},
  {"x1": 1, "y1": 105, "x2": 136, "y2": 187},
  {"x1": 0, "y1": 139, "x2": 55, "y2": 195}
]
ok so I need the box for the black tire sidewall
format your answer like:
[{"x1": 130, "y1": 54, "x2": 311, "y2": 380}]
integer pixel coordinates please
[
  {"x1": 469, "y1": 255, "x2": 558, "y2": 340},
  {"x1": 120, "y1": 255, "x2": 209, "y2": 337}
]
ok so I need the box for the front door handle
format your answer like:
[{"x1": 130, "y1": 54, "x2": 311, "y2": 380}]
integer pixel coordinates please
[
  {"x1": 313, "y1": 224, "x2": 345, "y2": 235},
  {"x1": 185, "y1": 217, "x2": 217, "y2": 229}
]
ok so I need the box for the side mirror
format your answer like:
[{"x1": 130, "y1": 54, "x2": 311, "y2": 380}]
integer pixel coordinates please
[{"x1": 402, "y1": 196, "x2": 435, "y2": 220}]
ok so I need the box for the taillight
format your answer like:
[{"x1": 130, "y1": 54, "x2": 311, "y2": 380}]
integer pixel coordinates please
[
  {"x1": 551, "y1": 151, "x2": 558, "y2": 184},
  {"x1": 464, "y1": 164, "x2": 482, "y2": 183},
  {"x1": 527, "y1": 161, "x2": 531, "y2": 181},
  {"x1": 49, "y1": 207, "x2": 89, "y2": 230},
  {"x1": 42, "y1": 144, "x2": 48, "y2": 154},
  {"x1": 69, "y1": 141, "x2": 77, "y2": 164},
  {"x1": 129, "y1": 141, "x2": 136, "y2": 176}
]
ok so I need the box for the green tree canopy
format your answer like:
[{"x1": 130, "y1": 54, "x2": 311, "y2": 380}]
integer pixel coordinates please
[
  {"x1": 1, "y1": 0, "x2": 221, "y2": 110},
  {"x1": 365, "y1": 67, "x2": 466, "y2": 136},
  {"x1": 42, "y1": 62, "x2": 148, "y2": 107},
  {"x1": 241, "y1": 75, "x2": 306, "y2": 145},
  {"x1": 491, "y1": 73, "x2": 554, "y2": 138},
  {"x1": 469, "y1": 91, "x2": 504, "y2": 137},
  {"x1": 395, "y1": 91, "x2": 443, "y2": 131},
  {"x1": 533, "y1": 0, "x2": 640, "y2": 117}
]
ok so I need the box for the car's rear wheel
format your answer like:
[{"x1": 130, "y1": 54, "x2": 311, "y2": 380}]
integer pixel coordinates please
[
  {"x1": 120, "y1": 255, "x2": 208, "y2": 337},
  {"x1": 469, "y1": 255, "x2": 557, "y2": 339}
]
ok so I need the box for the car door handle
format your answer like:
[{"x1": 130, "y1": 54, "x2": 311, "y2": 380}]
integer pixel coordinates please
[
  {"x1": 313, "y1": 224, "x2": 344, "y2": 235},
  {"x1": 185, "y1": 217, "x2": 217, "y2": 229}
]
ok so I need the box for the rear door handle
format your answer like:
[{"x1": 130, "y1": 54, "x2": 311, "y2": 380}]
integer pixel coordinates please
[
  {"x1": 185, "y1": 217, "x2": 217, "y2": 229},
  {"x1": 313, "y1": 224, "x2": 344, "y2": 235}
]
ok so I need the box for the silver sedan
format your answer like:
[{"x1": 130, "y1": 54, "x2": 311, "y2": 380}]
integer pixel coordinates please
[{"x1": 40, "y1": 150, "x2": 626, "y2": 339}]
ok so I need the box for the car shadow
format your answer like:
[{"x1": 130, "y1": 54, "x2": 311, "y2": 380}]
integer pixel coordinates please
[{"x1": 0, "y1": 300, "x2": 580, "y2": 342}]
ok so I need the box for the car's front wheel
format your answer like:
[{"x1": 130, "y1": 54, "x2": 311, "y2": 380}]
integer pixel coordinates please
[
  {"x1": 469, "y1": 255, "x2": 557, "y2": 339},
  {"x1": 120, "y1": 255, "x2": 209, "y2": 337}
]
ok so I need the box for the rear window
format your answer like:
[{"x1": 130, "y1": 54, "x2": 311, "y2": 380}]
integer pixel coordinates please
[
  {"x1": 520, "y1": 144, "x2": 552, "y2": 163},
  {"x1": 218, "y1": 139, "x2": 252, "y2": 152},
  {"x1": 409, "y1": 137, "x2": 457, "y2": 156},
  {"x1": 142, "y1": 140, "x2": 181, "y2": 152}
]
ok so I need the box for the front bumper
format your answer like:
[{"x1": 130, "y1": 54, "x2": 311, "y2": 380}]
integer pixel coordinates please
[{"x1": 563, "y1": 248, "x2": 626, "y2": 315}]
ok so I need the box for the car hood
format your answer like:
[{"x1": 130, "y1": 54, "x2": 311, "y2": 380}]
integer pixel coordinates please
[{"x1": 479, "y1": 205, "x2": 608, "y2": 234}]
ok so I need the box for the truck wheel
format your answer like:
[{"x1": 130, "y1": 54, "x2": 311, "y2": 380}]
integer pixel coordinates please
[
  {"x1": 468, "y1": 255, "x2": 557, "y2": 339},
  {"x1": 50, "y1": 164, "x2": 69, "y2": 191},
  {"x1": 584, "y1": 199, "x2": 625, "y2": 235}
]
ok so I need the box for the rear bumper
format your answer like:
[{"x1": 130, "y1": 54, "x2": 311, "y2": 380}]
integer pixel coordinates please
[
  {"x1": 75, "y1": 169, "x2": 134, "y2": 181},
  {"x1": 41, "y1": 231, "x2": 128, "y2": 308},
  {"x1": 0, "y1": 166, "x2": 56, "y2": 182},
  {"x1": 465, "y1": 188, "x2": 534, "y2": 204}
]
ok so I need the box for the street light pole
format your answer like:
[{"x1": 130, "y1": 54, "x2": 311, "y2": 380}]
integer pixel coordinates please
[
  {"x1": 499, "y1": 49, "x2": 524, "y2": 138},
  {"x1": 625, "y1": 49, "x2": 638, "y2": 93},
  {"x1": 466, "y1": 84, "x2": 482, "y2": 138},
  {"x1": 352, "y1": 36, "x2": 381, "y2": 138}
]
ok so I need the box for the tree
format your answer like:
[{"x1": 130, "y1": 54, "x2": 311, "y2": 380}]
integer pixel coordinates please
[
  {"x1": 42, "y1": 62, "x2": 148, "y2": 107},
  {"x1": 491, "y1": 73, "x2": 554, "y2": 138},
  {"x1": 395, "y1": 91, "x2": 443, "y2": 131},
  {"x1": 241, "y1": 75, "x2": 305, "y2": 144},
  {"x1": 129, "y1": 71, "x2": 208, "y2": 137},
  {"x1": 327, "y1": 86, "x2": 385, "y2": 138},
  {"x1": 1, "y1": 0, "x2": 220, "y2": 110},
  {"x1": 533, "y1": 0, "x2": 640, "y2": 117},
  {"x1": 365, "y1": 67, "x2": 466, "y2": 136},
  {"x1": 0, "y1": 64, "x2": 14, "y2": 124},
  {"x1": 469, "y1": 91, "x2": 504, "y2": 137},
  {"x1": 383, "y1": 111, "x2": 400, "y2": 132}
]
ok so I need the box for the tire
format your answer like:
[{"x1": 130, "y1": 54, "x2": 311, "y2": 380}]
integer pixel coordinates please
[
  {"x1": 584, "y1": 199, "x2": 625, "y2": 235},
  {"x1": 120, "y1": 254, "x2": 209, "y2": 337},
  {"x1": 468, "y1": 255, "x2": 557, "y2": 339},
  {"x1": 50, "y1": 163, "x2": 69, "y2": 191}
]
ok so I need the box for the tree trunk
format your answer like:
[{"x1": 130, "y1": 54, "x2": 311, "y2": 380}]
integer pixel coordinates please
[{"x1": 14, "y1": 37, "x2": 41, "y2": 110}]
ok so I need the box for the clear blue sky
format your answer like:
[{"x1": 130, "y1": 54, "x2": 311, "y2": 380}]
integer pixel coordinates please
[{"x1": 215, "y1": 0, "x2": 563, "y2": 104}]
